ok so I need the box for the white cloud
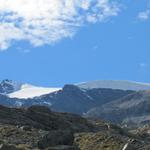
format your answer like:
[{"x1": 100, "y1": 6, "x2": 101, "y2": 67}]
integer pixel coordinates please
[
  {"x1": 138, "y1": 10, "x2": 150, "y2": 21},
  {"x1": 0, "y1": 0, "x2": 120, "y2": 50}
]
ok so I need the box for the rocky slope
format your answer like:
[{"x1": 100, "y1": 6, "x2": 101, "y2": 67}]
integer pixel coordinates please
[
  {"x1": 85, "y1": 91, "x2": 150, "y2": 126},
  {"x1": 1, "y1": 105, "x2": 150, "y2": 150},
  {"x1": 0, "y1": 105, "x2": 94, "y2": 150}
]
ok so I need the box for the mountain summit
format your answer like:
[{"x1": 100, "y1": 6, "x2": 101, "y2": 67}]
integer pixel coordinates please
[{"x1": 77, "y1": 80, "x2": 150, "y2": 91}]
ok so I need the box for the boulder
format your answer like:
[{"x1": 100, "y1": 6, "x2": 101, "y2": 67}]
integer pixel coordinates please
[{"x1": 38, "y1": 130, "x2": 74, "y2": 149}]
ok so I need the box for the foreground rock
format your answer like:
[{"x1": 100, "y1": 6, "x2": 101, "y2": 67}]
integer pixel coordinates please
[
  {"x1": 0, "y1": 144, "x2": 21, "y2": 150},
  {"x1": 0, "y1": 105, "x2": 150, "y2": 150},
  {"x1": 38, "y1": 130, "x2": 74, "y2": 149}
]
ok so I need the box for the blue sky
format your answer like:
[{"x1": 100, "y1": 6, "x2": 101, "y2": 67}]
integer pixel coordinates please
[{"x1": 0, "y1": 0, "x2": 150, "y2": 87}]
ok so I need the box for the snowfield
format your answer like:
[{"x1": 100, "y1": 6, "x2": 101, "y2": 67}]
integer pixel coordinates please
[{"x1": 8, "y1": 84, "x2": 61, "y2": 99}]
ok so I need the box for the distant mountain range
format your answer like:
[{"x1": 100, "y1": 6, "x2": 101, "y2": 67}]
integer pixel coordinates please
[
  {"x1": 78, "y1": 80, "x2": 150, "y2": 91},
  {"x1": 0, "y1": 81, "x2": 133, "y2": 114},
  {"x1": 1, "y1": 79, "x2": 150, "y2": 127},
  {"x1": 1, "y1": 79, "x2": 150, "y2": 98}
]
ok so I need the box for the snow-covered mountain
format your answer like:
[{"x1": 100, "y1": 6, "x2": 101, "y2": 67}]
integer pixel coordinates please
[
  {"x1": 0, "y1": 79, "x2": 22, "y2": 94},
  {"x1": 0, "y1": 83, "x2": 133, "y2": 114},
  {"x1": 77, "y1": 80, "x2": 150, "y2": 91},
  {"x1": 0, "y1": 79, "x2": 61, "y2": 99}
]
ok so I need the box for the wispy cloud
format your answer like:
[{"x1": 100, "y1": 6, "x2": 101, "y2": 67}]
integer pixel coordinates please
[
  {"x1": 137, "y1": 0, "x2": 150, "y2": 21},
  {"x1": 0, "y1": 0, "x2": 120, "y2": 50},
  {"x1": 138, "y1": 10, "x2": 150, "y2": 21}
]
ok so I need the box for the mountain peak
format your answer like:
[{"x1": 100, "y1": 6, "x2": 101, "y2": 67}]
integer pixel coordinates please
[{"x1": 0, "y1": 79, "x2": 22, "y2": 94}]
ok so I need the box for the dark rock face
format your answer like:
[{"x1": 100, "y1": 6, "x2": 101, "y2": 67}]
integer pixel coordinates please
[{"x1": 50, "y1": 85, "x2": 133, "y2": 115}]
